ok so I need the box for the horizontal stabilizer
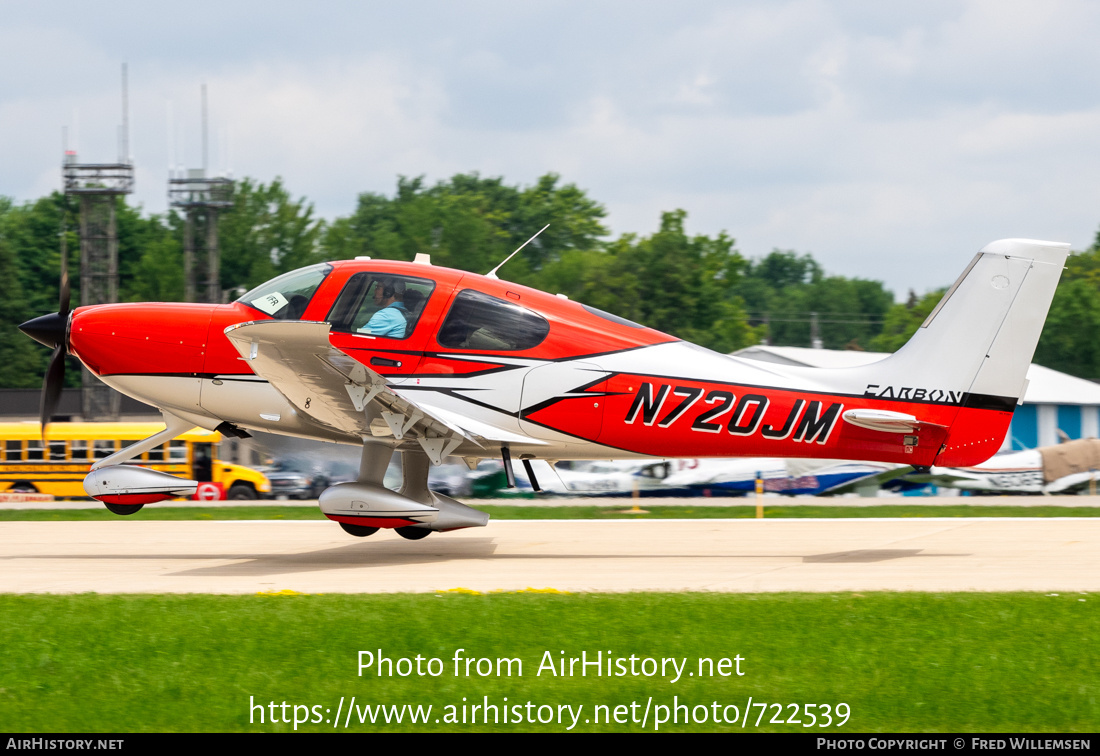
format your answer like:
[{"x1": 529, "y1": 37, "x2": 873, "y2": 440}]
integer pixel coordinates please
[{"x1": 842, "y1": 409, "x2": 945, "y2": 434}]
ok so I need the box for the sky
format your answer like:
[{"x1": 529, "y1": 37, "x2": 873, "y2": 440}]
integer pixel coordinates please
[{"x1": 2, "y1": 0, "x2": 1099, "y2": 297}]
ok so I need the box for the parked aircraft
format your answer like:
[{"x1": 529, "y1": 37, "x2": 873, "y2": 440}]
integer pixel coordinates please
[
  {"x1": 904, "y1": 437, "x2": 1100, "y2": 495},
  {"x1": 518, "y1": 457, "x2": 906, "y2": 497},
  {"x1": 659, "y1": 457, "x2": 907, "y2": 496},
  {"x1": 19, "y1": 238, "x2": 1068, "y2": 538},
  {"x1": 514, "y1": 459, "x2": 680, "y2": 495}
]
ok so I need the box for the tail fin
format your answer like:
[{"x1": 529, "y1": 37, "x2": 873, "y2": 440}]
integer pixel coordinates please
[
  {"x1": 740, "y1": 239, "x2": 1067, "y2": 467},
  {"x1": 866, "y1": 238, "x2": 1068, "y2": 404}
]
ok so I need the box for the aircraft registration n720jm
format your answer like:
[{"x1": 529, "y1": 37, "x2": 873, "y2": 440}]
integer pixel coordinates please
[{"x1": 19, "y1": 238, "x2": 1068, "y2": 539}]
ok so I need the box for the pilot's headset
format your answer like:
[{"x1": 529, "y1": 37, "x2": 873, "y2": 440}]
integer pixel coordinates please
[{"x1": 385, "y1": 279, "x2": 406, "y2": 302}]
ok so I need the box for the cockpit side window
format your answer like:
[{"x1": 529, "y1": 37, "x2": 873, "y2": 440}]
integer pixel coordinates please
[
  {"x1": 326, "y1": 272, "x2": 435, "y2": 339},
  {"x1": 238, "y1": 264, "x2": 333, "y2": 320},
  {"x1": 437, "y1": 289, "x2": 550, "y2": 351}
]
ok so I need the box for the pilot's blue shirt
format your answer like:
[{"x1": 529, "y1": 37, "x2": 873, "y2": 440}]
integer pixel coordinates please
[{"x1": 359, "y1": 303, "x2": 407, "y2": 338}]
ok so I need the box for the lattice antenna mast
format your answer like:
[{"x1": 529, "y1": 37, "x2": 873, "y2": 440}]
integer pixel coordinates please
[
  {"x1": 201, "y1": 83, "x2": 208, "y2": 173},
  {"x1": 119, "y1": 62, "x2": 130, "y2": 164},
  {"x1": 169, "y1": 83, "x2": 234, "y2": 304},
  {"x1": 62, "y1": 64, "x2": 136, "y2": 421}
]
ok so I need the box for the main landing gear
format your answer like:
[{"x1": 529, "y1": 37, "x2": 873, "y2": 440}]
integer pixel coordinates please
[
  {"x1": 323, "y1": 448, "x2": 448, "y2": 539},
  {"x1": 339, "y1": 522, "x2": 379, "y2": 537},
  {"x1": 338, "y1": 521, "x2": 430, "y2": 540},
  {"x1": 395, "y1": 526, "x2": 431, "y2": 540},
  {"x1": 323, "y1": 445, "x2": 489, "y2": 539},
  {"x1": 330, "y1": 447, "x2": 441, "y2": 540}
]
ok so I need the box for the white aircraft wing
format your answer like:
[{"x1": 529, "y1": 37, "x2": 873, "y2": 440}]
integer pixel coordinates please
[
  {"x1": 661, "y1": 458, "x2": 784, "y2": 488},
  {"x1": 661, "y1": 458, "x2": 909, "y2": 495},
  {"x1": 1044, "y1": 472, "x2": 1097, "y2": 494},
  {"x1": 817, "y1": 464, "x2": 912, "y2": 494},
  {"x1": 223, "y1": 320, "x2": 537, "y2": 463}
]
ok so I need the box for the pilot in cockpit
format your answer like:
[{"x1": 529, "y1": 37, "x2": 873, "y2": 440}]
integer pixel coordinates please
[{"x1": 358, "y1": 278, "x2": 408, "y2": 338}]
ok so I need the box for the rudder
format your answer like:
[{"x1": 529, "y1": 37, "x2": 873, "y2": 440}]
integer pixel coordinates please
[{"x1": 863, "y1": 238, "x2": 1068, "y2": 409}]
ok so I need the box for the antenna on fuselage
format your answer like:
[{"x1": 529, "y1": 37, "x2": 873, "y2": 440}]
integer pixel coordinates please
[{"x1": 486, "y1": 224, "x2": 549, "y2": 280}]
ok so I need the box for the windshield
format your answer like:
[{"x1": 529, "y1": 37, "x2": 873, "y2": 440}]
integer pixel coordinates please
[{"x1": 238, "y1": 264, "x2": 333, "y2": 320}]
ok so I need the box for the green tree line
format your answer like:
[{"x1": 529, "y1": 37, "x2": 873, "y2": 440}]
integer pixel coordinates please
[{"x1": 2, "y1": 173, "x2": 1096, "y2": 387}]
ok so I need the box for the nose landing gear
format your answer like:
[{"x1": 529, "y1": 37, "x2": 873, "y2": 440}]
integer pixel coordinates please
[{"x1": 104, "y1": 502, "x2": 144, "y2": 516}]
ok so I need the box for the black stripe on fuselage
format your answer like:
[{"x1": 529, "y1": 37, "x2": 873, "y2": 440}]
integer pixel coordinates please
[
  {"x1": 960, "y1": 393, "x2": 1018, "y2": 412},
  {"x1": 519, "y1": 374, "x2": 619, "y2": 418}
]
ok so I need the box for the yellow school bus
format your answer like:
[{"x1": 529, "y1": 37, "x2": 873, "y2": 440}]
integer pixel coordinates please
[{"x1": 0, "y1": 422, "x2": 270, "y2": 499}]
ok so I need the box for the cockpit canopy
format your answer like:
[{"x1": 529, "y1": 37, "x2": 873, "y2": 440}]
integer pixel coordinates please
[
  {"x1": 233, "y1": 258, "x2": 673, "y2": 360},
  {"x1": 238, "y1": 262, "x2": 553, "y2": 351}
]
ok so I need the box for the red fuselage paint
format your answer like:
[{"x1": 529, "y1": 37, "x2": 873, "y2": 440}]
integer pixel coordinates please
[{"x1": 65, "y1": 259, "x2": 1014, "y2": 469}]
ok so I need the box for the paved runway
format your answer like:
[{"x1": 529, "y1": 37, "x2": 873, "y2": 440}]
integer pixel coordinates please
[
  {"x1": 1, "y1": 518, "x2": 1097, "y2": 594},
  {"x1": 5, "y1": 494, "x2": 1100, "y2": 510}
]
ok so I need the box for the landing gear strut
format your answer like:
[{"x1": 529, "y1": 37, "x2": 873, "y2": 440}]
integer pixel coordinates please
[{"x1": 326, "y1": 445, "x2": 488, "y2": 538}]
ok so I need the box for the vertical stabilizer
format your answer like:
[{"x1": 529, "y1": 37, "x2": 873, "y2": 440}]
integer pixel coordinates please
[{"x1": 864, "y1": 238, "x2": 1068, "y2": 405}]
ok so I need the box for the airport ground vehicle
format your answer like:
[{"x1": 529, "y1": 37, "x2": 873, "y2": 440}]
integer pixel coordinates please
[
  {"x1": 0, "y1": 422, "x2": 270, "y2": 500},
  {"x1": 19, "y1": 238, "x2": 1068, "y2": 536},
  {"x1": 263, "y1": 457, "x2": 356, "y2": 499}
]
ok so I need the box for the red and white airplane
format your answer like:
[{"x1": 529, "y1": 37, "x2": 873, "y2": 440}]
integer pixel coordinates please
[{"x1": 19, "y1": 238, "x2": 1068, "y2": 539}]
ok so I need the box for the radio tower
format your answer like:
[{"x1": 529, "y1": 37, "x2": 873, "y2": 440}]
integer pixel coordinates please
[
  {"x1": 63, "y1": 63, "x2": 135, "y2": 421},
  {"x1": 169, "y1": 84, "x2": 234, "y2": 303}
]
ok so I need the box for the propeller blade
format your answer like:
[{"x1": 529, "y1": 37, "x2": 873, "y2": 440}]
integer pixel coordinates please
[
  {"x1": 30, "y1": 256, "x2": 72, "y2": 442},
  {"x1": 59, "y1": 267, "x2": 70, "y2": 317},
  {"x1": 40, "y1": 346, "x2": 66, "y2": 440}
]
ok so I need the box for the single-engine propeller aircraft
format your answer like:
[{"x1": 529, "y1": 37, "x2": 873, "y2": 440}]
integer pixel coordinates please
[{"x1": 19, "y1": 238, "x2": 1068, "y2": 539}]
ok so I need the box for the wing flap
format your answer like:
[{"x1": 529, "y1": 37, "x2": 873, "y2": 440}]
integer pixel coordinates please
[
  {"x1": 394, "y1": 392, "x2": 545, "y2": 446},
  {"x1": 225, "y1": 321, "x2": 364, "y2": 434}
]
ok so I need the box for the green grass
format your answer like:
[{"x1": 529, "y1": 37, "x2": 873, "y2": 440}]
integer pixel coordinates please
[
  {"x1": 2, "y1": 503, "x2": 1100, "y2": 521},
  {"x1": 482, "y1": 504, "x2": 1100, "y2": 519},
  {"x1": 1, "y1": 592, "x2": 1095, "y2": 732}
]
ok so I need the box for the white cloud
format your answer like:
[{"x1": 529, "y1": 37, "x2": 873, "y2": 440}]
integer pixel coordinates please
[{"x1": 1, "y1": 0, "x2": 1098, "y2": 298}]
